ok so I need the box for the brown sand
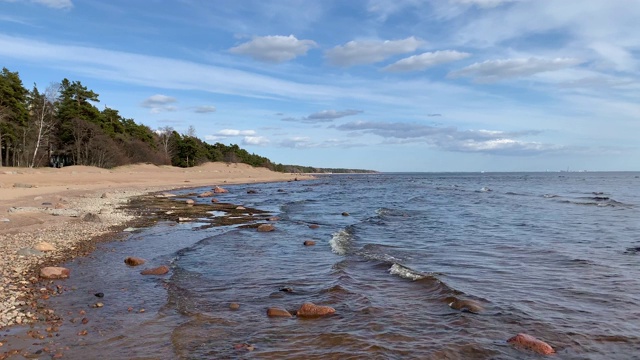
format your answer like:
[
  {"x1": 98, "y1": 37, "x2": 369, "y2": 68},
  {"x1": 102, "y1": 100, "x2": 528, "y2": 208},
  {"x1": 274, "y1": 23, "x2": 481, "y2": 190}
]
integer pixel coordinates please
[{"x1": 0, "y1": 162, "x2": 312, "y2": 330}]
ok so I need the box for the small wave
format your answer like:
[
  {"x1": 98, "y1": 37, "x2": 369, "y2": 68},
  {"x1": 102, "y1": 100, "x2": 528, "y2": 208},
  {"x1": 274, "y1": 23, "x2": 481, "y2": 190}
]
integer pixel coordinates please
[
  {"x1": 357, "y1": 244, "x2": 404, "y2": 263},
  {"x1": 329, "y1": 228, "x2": 354, "y2": 255},
  {"x1": 388, "y1": 263, "x2": 427, "y2": 281},
  {"x1": 542, "y1": 194, "x2": 559, "y2": 198}
]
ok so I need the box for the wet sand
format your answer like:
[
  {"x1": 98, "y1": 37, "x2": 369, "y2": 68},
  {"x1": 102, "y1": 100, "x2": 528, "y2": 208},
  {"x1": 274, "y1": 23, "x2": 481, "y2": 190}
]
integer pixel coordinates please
[{"x1": 0, "y1": 163, "x2": 311, "y2": 341}]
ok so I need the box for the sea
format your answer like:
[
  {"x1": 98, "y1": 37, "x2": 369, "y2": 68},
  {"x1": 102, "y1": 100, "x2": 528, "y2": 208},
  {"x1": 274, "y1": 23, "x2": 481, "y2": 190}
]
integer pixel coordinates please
[{"x1": 39, "y1": 172, "x2": 640, "y2": 359}]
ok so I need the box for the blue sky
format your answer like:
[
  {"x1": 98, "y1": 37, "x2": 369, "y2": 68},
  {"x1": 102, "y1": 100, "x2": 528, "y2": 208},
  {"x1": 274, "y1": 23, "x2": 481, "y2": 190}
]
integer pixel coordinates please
[{"x1": 1, "y1": 0, "x2": 638, "y2": 172}]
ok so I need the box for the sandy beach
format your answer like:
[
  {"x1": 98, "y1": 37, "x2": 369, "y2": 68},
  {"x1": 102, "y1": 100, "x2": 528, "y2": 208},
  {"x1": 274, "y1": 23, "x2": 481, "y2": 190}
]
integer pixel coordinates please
[{"x1": 0, "y1": 163, "x2": 312, "y2": 331}]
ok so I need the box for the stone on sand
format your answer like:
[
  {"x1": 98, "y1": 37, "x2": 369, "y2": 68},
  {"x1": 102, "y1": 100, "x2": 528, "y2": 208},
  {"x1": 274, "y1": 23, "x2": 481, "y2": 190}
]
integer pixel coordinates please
[
  {"x1": 34, "y1": 242, "x2": 56, "y2": 252},
  {"x1": 40, "y1": 267, "x2": 70, "y2": 279}
]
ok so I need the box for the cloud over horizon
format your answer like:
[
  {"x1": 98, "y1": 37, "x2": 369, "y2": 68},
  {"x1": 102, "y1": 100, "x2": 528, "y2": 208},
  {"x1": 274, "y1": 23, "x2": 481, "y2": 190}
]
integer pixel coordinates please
[
  {"x1": 283, "y1": 109, "x2": 363, "y2": 123},
  {"x1": 141, "y1": 94, "x2": 177, "y2": 113},
  {"x1": 325, "y1": 36, "x2": 423, "y2": 67},
  {"x1": 229, "y1": 35, "x2": 317, "y2": 63},
  {"x1": 449, "y1": 57, "x2": 583, "y2": 82},
  {"x1": 337, "y1": 120, "x2": 560, "y2": 155}
]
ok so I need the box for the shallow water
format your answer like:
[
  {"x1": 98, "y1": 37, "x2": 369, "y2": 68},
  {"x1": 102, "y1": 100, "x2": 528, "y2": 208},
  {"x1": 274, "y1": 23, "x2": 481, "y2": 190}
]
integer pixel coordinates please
[{"x1": 41, "y1": 172, "x2": 640, "y2": 359}]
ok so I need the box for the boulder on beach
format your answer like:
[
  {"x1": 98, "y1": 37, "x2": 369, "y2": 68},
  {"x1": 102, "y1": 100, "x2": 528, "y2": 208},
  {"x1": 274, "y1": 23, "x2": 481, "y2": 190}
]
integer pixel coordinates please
[
  {"x1": 101, "y1": 192, "x2": 111, "y2": 199},
  {"x1": 82, "y1": 213, "x2": 102, "y2": 223},
  {"x1": 507, "y1": 333, "x2": 555, "y2": 355},
  {"x1": 34, "y1": 241, "x2": 56, "y2": 252},
  {"x1": 297, "y1": 302, "x2": 335, "y2": 317},
  {"x1": 185, "y1": 199, "x2": 195, "y2": 205},
  {"x1": 257, "y1": 224, "x2": 275, "y2": 232},
  {"x1": 140, "y1": 265, "x2": 169, "y2": 275},
  {"x1": 124, "y1": 257, "x2": 146, "y2": 266},
  {"x1": 267, "y1": 307, "x2": 292, "y2": 317},
  {"x1": 40, "y1": 266, "x2": 70, "y2": 279},
  {"x1": 213, "y1": 186, "x2": 228, "y2": 193}
]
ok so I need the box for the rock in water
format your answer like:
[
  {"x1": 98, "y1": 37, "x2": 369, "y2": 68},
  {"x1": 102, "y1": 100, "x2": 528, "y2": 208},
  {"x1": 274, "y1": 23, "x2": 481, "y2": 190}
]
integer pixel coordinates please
[
  {"x1": 197, "y1": 191, "x2": 213, "y2": 197},
  {"x1": 185, "y1": 199, "x2": 195, "y2": 205},
  {"x1": 297, "y1": 302, "x2": 335, "y2": 317},
  {"x1": 267, "y1": 307, "x2": 292, "y2": 317},
  {"x1": 213, "y1": 186, "x2": 228, "y2": 193},
  {"x1": 140, "y1": 265, "x2": 170, "y2": 275},
  {"x1": 303, "y1": 240, "x2": 316, "y2": 246},
  {"x1": 124, "y1": 257, "x2": 146, "y2": 266},
  {"x1": 309, "y1": 224, "x2": 319, "y2": 229},
  {"x1": 257, "y1": 224, "x2": 275, "y2": 232},
  {"x1": 342, "y1": 212, "x2": 350, "y2": 216},
  {"x1": 448, "y1": 298, "x2": 484, "y2": 313},
  {"x1": 507, "y1": 333, "x2": 555, "y2": 355},
  {"x1": 40, "y1": 267, "x2": 70, "y2": 279}
]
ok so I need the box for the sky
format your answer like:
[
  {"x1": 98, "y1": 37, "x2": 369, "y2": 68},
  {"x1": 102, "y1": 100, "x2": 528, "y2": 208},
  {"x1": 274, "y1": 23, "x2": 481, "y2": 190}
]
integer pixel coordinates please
[{"x1": 1, "y1": 0, "x2": 639, "y2": 172}]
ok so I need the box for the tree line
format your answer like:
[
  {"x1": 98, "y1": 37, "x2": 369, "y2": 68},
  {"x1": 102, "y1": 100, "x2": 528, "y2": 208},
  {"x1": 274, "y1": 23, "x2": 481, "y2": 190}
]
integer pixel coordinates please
[{"x1": 0, "y1": 67, "x2": 373, "y2": 173}]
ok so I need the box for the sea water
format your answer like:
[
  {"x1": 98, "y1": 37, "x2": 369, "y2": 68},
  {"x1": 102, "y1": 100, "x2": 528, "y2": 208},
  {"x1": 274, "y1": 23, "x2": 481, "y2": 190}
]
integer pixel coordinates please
[{"x1": 45, "y1": 172, "x2": 640, "y2": 359}]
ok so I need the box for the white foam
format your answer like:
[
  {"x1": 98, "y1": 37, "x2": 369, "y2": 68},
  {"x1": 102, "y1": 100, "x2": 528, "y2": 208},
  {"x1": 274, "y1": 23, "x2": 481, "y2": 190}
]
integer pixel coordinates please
[
  {"x1": 388, "y1": 263, "x2": 425, "y2": 281},
  {"x1": 329, "y1": 229, "x2": 351, "y2": 255}
]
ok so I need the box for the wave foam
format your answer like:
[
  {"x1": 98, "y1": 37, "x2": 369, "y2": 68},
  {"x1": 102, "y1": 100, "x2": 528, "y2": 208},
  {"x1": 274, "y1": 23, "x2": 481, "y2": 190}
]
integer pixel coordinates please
[
  {"x1": 329, "y1": 229, "x2": 353, "y2": 255},
  {"x1": 388, "y1": 263, "x2": 426, "y2": 281}
]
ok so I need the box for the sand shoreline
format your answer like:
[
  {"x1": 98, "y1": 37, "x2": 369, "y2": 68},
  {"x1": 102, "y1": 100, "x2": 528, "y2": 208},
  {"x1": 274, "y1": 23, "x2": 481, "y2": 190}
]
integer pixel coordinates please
[{"x1": 0, "y1": 162, "x2": 313, "y2": 333}]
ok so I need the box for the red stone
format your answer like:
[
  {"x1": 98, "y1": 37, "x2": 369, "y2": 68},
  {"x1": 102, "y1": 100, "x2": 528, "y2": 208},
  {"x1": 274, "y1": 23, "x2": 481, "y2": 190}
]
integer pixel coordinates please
[
  {"x1": 140, "y1": 265, "x2": 169, "y2": 275},
  {"x1": 124, "y1": 257, "x2": 146, "y2": 266},
  {"x1": 266, "y1": 307, "x2": 292, "y2": 317},
  {"x1": 297, "y1": 302, "x2": 335, "y2": 317},
  {"x1": 40, "y1": 267, "x2": 70, "y2": 279},
  {"x1": 508, "y1": 333, "x2": 555, "y2": 355}
]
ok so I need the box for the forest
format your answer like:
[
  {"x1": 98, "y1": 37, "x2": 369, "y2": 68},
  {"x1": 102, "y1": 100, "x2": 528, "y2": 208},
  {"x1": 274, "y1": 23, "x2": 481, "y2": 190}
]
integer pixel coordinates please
[{"x1": 0, "y1": 67, "x2": 371, "y2": 174}]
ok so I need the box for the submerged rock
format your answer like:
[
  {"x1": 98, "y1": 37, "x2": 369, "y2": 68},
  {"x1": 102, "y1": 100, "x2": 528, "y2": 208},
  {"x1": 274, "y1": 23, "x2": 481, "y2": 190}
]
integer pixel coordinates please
[
  {"x1": 229, "y1": 302, "x2": 240, "y2": 310},
  {"x1": 341, "y1": 212, "x2": 350, "y2": 216},
  {"x1": 257, "y1": 224, "x2": 275, "y2": 232},
  {"x1": 140, "y1": 265, "x2": 169, "y2": 275},
  {"x1": 40, "y1": 267, "x2": 70, "y2": 279},
  {"x1": 297, "y1": 302, "x2": 335, "y2": 317},
  {"x1": 124, "y1": 257, "x2": 146, "y2": 266},
  {"x1": 309, "y1": 224, "x2": 320, "y2": 229},
  {"x1": 507, "y1": 333, "x2": 555, "y2": 355},
  {"x1": 303, "y1": 240, "x2": 316, "y2": 246},
  {"x1": 267, "y1": 307, "x2": 292, "y2": 317},
  {"x1": 448, "y1": 298, "x2": 484, "y2": 313},
  {"x1": 197, "y1": 191, "x2": 213, "y2": 197},
  {"x1": 213, "y1": 186, "x2": 228, "y2": 193}
]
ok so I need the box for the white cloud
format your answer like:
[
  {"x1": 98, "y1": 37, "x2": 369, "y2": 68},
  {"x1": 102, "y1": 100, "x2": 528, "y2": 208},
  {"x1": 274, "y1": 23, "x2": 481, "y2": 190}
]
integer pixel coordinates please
[
  {"x1": 229, "y1": 35, "x2": 317, "y2": 63},
  {"x1": 194, "y1": 105, "x2": 217, "y2": 113},
  {"x1": 383, "y1": 50, "x2": 471, "y2": 72},
  {"x1": 325, "y1": 36, "x2": 424, "y2": 67},
  {"x1": 141, "y1": 94, "x2": 177, "y2": 113},
  {"x1": 449, "y1": 57, "x2": 583, "y2": 82},
  {"x1": 283, "y1": 109, "x2": 363, "y2": 123},
  {"x1": 242, "y1": 136, "x2": 269, "y2": 146},
  {"x1": 217, "y1": 129, "x2": 256, "y2": 136}
]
